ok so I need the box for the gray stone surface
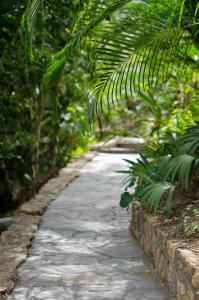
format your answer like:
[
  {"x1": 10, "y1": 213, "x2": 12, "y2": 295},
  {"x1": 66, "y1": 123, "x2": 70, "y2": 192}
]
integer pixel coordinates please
[
  {"x1": 0, "y1": 218, "x2": 12, "y2": 234},
  {"x1": 98, "y1": 147, "x2": 139, "y2": 154},
  {"x1": 91, "y1": 137, "x2": 144, "y2": 154},
  {"x1": 8, "y1": 153, "x2": 174, "y2": 300},
  {"x1": 116, "y1": 137, "x2": 144, "y2": 149}
]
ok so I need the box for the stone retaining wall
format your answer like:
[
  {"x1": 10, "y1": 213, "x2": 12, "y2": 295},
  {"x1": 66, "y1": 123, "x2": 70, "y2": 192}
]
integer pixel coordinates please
[
  {"x1": 131, "y1": 203, "x2": 199, "y2": 300},
  {"x1": 0, "y1": 152, "x2": 96, "y2": 299}
]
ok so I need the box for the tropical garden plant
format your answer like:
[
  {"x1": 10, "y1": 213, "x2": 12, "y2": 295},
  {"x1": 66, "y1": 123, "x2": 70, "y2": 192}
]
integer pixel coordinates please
[
  {"x1": 1, "y1": 0, "x2": 199, "y2": 216},
  {"x1": 22, "y1": 0, "x2": 199, "y2": 110},
  {"x1": 119, "y1": 124, "x2": 199, "y2": 213},
  {"x1": 0, "y1": 0, "x2": 94, "y2": 213},
  {"x1": 22, "y1": 0, "x2": 199, "y2": 215}
]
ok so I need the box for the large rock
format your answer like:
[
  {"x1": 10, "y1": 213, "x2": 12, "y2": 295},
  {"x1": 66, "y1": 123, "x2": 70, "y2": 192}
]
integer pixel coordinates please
[
  {"x1": 0, "y1": 218, "x2": 12, "y2": 234},
  {"x1": 92, "y1": 137, "x2": 145, "y2": 153}
]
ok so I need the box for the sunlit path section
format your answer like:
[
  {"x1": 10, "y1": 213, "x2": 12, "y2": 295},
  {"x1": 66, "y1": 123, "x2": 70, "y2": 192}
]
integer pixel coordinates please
[{"x1": 9, "y1": 153, "x2": 174, "y2": 300}]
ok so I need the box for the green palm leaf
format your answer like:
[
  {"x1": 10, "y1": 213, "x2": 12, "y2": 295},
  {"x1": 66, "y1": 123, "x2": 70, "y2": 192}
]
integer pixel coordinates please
[
  {"x1": 22, "y1": 0, "x2": 199, "y2": 116},
  {"x1": 22, "y1": 0, "x2": 132, "y2": 95},
  {"x1": 164, "y1": 154, "x2": 199, "y2": 189},
  {"x1": 21, "y1": 0, "x2": 43, "y2": 60},
  {"x1": 87, "y1": 0, "x2": 195, "y2": 118},
  {"x1": 43, "y1": 0, "x2": 132, "y2": 95},
  {"x1": 178, "y1": 124, "x2": 199, "y2": 155},
  {"x1": 118, "y1": 154, "x2": 156, "y2": 189},
  {"x1": 137, "y1": 182, "x2": 174, "y2": 213}
]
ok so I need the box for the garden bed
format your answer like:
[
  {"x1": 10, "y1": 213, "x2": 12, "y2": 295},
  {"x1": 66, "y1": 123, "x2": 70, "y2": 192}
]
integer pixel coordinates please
[{"x1": 131, "y1": 202, "x2": 199, "y2": 300}]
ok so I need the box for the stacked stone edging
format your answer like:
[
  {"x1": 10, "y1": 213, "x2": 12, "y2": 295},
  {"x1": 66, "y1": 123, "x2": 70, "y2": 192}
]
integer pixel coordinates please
[
  {"x1": 131, "y1": 202, "x2": 199, "y2": 300},
  {"x1": 0, "y1": 152, "x2": 96, "y2": 299}
]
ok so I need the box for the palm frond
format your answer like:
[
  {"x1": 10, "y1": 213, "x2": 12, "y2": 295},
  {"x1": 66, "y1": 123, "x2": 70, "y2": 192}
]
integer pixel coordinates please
[
  {"x1": 156, "y1": 157, "x2": 171, "y2": 181},
  {"x1": 42, "y1": 0, "x2": 132, "y2": 96},
  {"x1": 143, "y1": 131, "x2": 177, "y2": 159},
  {"x1": 164, "y1": 154, "x2": 199, "y2": 189},
  {"x1": 87, "y1": 0, "x2": 196, "y2": 119},
  {"x1": 137, "y1": 182, "x2": 174, "y2": 213},
  {"x1": 119, "y1": 154, "x2": 156, "y2": 189},
  {"x1": 177, "y1": 124, "x2": 199, "y2": 155},
  {"x1": 21, "y1": 0, "x2": 43, "y2": 60},
  {"x1": 138, "y1": 91, "x2": 161, "y2": 117},
  {"x1": 22, "y1": 0, "x2": 199, "y2": 117},
  {"x1": 195, "y1": 2, "x2": 199, "y2": 20}
]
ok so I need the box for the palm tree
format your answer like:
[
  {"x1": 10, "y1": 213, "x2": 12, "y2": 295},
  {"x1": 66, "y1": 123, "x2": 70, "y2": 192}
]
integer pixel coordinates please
[
  {"x1": 22, "y1": 0, "x2": 199, "y2": 120},
  {"x1": 22, "y1": 1, "x2": 199, "y2": 214}
]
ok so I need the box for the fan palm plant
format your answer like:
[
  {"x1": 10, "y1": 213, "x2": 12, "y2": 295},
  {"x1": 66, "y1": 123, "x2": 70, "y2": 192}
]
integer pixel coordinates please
[
  {"x1": 119, "y1": 153, "x2": 175, "y2": 213},
  {"x1": 177, "y1": 124, "x2": 199, "y2": 154},
  {"x1": 120, "y1": 124, "x2": 199, "y2": 214}
]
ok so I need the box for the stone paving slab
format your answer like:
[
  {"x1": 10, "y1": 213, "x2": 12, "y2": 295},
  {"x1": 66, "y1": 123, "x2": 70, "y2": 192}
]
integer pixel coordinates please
[
  {"x1": 0, "y1": 152, "x2": 96, "y2": 299},
  {"x1": 8, "y1": 154, "x2": 174, "y2": 300}
]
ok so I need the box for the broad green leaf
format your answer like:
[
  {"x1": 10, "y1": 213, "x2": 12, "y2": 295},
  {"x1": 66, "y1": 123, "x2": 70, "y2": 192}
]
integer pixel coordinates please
[{"x1": 120, "y1": 191, "x2": 133, "y2": 208}]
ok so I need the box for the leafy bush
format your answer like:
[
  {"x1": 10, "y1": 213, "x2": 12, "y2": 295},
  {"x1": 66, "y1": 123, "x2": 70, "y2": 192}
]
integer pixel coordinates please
[
  {"x1": 0, "y1": 1, "x2": 93, "y2": 212},
  {"x1": 3, "y1": 0, "x2": 199, "y2": 216}
]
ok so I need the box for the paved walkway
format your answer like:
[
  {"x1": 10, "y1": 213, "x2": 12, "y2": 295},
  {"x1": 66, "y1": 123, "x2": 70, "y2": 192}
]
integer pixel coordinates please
[{"x1": 9, "y1": 153, "x2": 174, "y2": 300}]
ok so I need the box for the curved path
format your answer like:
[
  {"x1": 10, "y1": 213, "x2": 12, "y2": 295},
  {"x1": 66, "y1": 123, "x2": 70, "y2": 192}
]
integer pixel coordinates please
[{"x1": 9, "y1": 153, "x2": 174, "y2": 300}]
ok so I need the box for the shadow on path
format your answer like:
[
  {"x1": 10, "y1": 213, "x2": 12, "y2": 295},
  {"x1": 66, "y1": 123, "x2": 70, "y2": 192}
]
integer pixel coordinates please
[{"x1": 9, "y1": 153, "x2": 174, "y2": 300}]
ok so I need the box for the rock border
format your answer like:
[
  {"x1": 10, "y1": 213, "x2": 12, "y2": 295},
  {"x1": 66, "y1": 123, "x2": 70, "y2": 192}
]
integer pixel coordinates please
[
  {"x1": 0, "y1": 152, "x2": 97, "y2": 299},
  {"x1": 91, "y1": 136, "x2": 144, "y2": 153},
  {"x1": 131, "y1": 202, "x2": 199, "y2": 300}
]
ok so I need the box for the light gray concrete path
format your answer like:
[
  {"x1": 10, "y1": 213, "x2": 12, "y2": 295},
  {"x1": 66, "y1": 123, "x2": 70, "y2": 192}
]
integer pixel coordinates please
[{"x1": 9, "y1": 153, "x2": 174, "y2": 300}]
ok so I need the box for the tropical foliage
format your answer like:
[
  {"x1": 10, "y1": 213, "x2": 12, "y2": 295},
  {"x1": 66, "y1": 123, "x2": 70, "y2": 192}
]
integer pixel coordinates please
[
  {"x1": 2, "y1": 0, "x2": 199, "y2": 218},
  {"x1": 0, "y1": 1, "x2": 93, "y2": 213},
  {"x1": 22, "y1": 0, "x2": 199, "y2": 119},
  {"x1": 120, "y1": 124, "x2": 199, "y2": 214}
]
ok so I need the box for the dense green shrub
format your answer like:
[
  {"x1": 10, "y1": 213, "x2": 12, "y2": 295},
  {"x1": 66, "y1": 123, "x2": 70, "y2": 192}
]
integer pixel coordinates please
[
  {"x1": 2, "y1": 0, "x2": 199, "y2": 215},
  {"x1": 0, "y1": 1, "x2": 92, "y2": 212}
]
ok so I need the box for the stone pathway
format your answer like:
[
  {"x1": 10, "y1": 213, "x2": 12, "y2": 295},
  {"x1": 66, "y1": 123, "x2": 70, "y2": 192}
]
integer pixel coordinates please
[{"x1": 8, "y1": 153, "x2": 174, "y2": 300}]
